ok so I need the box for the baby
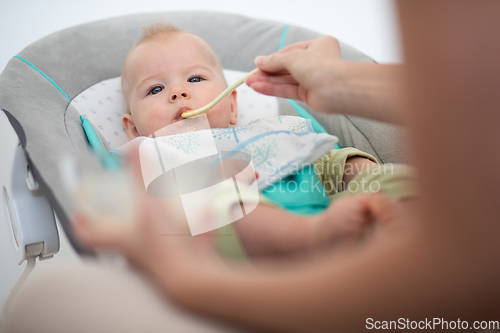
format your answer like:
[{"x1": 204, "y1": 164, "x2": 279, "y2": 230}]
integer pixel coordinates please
[
  {"x1": 121, "y1": 24, "x2": 236, "y2": 136},
  {"x1": 120, "y1": 23, "x2": 414, "y2": 258}
]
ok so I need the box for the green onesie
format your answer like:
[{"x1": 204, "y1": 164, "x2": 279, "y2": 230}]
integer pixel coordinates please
[{"x1": 216, "y1": 147, "x2": 418, "y2": 259}]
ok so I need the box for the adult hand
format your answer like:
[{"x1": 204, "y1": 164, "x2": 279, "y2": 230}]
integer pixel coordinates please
[
  {"x1": 72, "y1": 149, "x2": 229, "y2": 303},
  {"x1": 246, "y1": 36, "x2": 343, "y2": 114},
  {"x1": 310, "y1": 194, "x2": 401, "y2": 249},
  {"x1": 247, "y1": 36, "x2": 402, "y2": 123}
]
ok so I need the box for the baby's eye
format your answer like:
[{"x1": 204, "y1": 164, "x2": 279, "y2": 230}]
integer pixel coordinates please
[
  {"x1": 188, "y1": 76, "x2": 204, "y2": 83},
  {"x1": 149, "y1": 86, "x2": 163, "y2": 95}
]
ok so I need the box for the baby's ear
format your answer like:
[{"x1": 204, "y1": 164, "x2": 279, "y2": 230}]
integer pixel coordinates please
[
  {"x1": 229, "y1": 90, "x2": 238, "y2": 125},
  {"x1": 122, "y1": 113, "x2": 141, "y2": 140}
]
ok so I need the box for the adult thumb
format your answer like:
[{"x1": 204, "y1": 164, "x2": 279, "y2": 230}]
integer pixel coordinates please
[
  {"x1": 367, "y1": 194, "x2": 400, "y2": 227},
  {"x1": 255, "y1": 49, "x2": 301, "y2": 75}
]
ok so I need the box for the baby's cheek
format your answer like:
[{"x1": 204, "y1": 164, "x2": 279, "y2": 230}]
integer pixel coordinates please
[
  {"x1": 136, "y1": 115, "x2": 157, "y2": 136},
  {"x1": 207, "y1": 104, "x2": 230, "y2": 128},
  {"x1": 153, "y1": 110, "x2": 173, "y2": 132}
]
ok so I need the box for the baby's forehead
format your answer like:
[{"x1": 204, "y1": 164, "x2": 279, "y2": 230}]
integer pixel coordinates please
[{"x1": 127, "y1": 33, "x2": 220, "y2": 76}]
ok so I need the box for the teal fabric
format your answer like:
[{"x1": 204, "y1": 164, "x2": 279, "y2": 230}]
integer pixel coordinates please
[
  {"x1": 276, "y1": 26, "x2": 337, "y2": 143},
  {"x1": 262, "y1": 165, "x2": 329, "y2": 215},
  {"x1": 278, "y1": 24, "x2": 289, "y2": 51},
  {"x1": 81, "y1": 115, "x2": 120, "y2": 169},
  {"x1": 259, "y1": 25, "x2": 340, "y2": 215},
  {"x1": 12, "y1": 56, "x2": 70, "y2": 103},
  {"x1": 286, "y1": 100, "x2": 341, "y2": 149},
  {"x1": 287, "y1": 99, "x2": 327, "y2": 133}
]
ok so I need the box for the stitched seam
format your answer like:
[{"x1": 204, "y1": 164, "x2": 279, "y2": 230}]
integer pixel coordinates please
[
  {"x1": 13, "y1": 56, "x2": 70, "y2": 103},
  {"x1": 344, "y1": 114, "x2": 382, "y2": 162}
]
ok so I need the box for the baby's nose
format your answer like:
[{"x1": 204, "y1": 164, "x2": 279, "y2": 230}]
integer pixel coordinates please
[{"x1": 169, "y1": 85, "x2": 190, "y2": 102}]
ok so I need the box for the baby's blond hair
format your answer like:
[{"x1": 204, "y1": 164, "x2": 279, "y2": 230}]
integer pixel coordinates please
[
  {"x1": 138, "y1": 22, "x2": 182, "y2": 42},
  {"x1": 121, "y1": 22, "x2": 226, "y2": 114}
]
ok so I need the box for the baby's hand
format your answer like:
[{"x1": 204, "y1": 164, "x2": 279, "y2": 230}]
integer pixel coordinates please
[{"x1": 310, "y1": 194, "x2": 399, "y2": 248}]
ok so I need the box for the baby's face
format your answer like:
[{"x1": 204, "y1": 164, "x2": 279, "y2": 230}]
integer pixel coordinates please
[{"x1": 123, "y1": 33, "x2": 237, "y2": 138}]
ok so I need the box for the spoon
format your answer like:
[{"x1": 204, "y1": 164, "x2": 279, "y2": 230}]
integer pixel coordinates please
[{"x1": 181, "y1": 68, "x2": 259, "y2": 118}]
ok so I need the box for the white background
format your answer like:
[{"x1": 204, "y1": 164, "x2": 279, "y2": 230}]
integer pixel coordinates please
[{"x1": 0, "y1": 0, "x2": 401, "y2": 322}]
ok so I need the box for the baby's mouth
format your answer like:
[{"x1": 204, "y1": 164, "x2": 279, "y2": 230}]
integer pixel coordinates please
[{"x1": 173, "y1": 107, "x2": 192, "y2": 123}]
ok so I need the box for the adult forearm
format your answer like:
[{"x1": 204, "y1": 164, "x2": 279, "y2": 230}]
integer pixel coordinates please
[
  {"x1": 171, "y1": 225, "x2": 497, "y2": 332},
  {"x1": 316, "y1": 62, "x2": 404, "y2": 124},
  {"x1": 398, "y1": 2, "x2": 500, "y2": 237},
  {"x1": 249, "y1": 37, "x2": 405, "y2": 125}
]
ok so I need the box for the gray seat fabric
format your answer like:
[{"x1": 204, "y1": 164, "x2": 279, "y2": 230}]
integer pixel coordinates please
[{"x1": 0, "y1": 11, "x2": 406, "y2": 254}]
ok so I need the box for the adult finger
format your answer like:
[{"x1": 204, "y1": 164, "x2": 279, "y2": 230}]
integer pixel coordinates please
[
  {"x1": 246, "y1": 72, "x2": 298, "y2": 87},
  {"x1": 367, "y1": 194, "x2": 400, "y2": 227},
  {"x1": 254, "y1": 40, "x2": 314, "y2": 75},
  {"x1": 307, "y1": 36, "x2": 342, "y2": 58},
  {"x1": 275, "y1": 40, "x2": 312, "y2": 54},
  {"x1": 254, "y1": 36, "x2": 340, "y2": 75},
  {"x1": 252, "y1": 40, "x2": 312, "y2": 73},
  {"x1": 254, "y1": 49, "x2": 305, "y2": 76},
  {"x1": 248, "y1": 81, "x2": 301, "y2": 101},
  {"x1": 72, "y1": 213, "x2": 129, "y2": 251}
]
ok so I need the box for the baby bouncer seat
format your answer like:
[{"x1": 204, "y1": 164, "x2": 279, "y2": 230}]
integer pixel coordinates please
[
  {"x1": 0, "y1": 12, "x2": 406, "y2": 331},
  {"x1": 0, "y1": 11, "x2": 406, "y2": 257}
]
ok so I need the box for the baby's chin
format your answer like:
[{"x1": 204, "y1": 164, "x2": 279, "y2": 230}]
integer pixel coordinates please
[
  {"x1": 206, "y1": 115, "x2": 235, "y2": 129},
  {"x1": 145, "y1": 116, "x2": 220, "y2": 137}
]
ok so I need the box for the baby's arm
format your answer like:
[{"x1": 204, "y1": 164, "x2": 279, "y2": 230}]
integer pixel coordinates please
[
  {"x1": 232, "y1": 203, "x2": 314, "y2": 258},
  {"x1": 233, "y1": 194, "x2": 376, "y2": 258},
  {"x1": 233, "y1": 156, "x2": 407, "y2": 258},
  {"x1": 232, "y1": 151, "x2": 411, "y2": 258}
]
